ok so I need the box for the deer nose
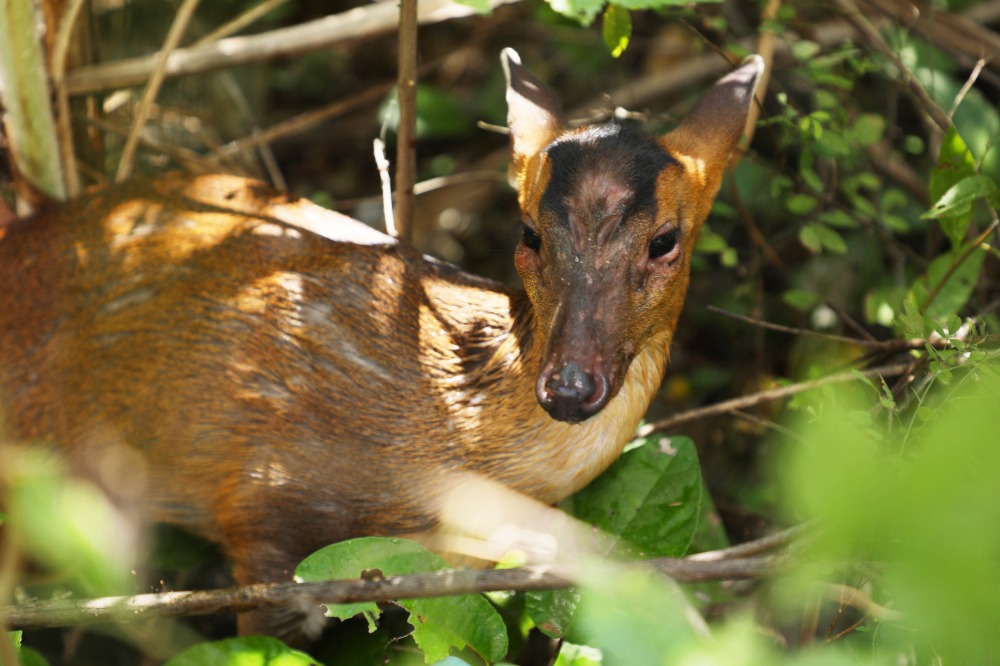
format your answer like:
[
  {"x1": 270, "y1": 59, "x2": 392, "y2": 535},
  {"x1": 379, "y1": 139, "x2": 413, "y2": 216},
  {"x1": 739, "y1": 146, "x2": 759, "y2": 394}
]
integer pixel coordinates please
[{"x1": 538, "y1": 363, "x2": 609, "y2": 423}]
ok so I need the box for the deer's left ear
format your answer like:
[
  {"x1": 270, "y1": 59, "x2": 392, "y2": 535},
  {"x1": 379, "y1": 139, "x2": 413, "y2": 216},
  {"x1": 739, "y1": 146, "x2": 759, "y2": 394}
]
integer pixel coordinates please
[
  {"x1": 661, "y1": 55, "x2": 765, "y2": 190},
  {"x1": 502, "y1": 48, "x2": 566, "y2": 190}
]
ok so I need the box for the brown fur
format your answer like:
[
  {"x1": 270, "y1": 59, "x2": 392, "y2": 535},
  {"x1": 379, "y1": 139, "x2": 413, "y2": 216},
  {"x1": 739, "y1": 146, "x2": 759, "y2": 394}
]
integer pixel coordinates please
[{"x1": 0, "y1": 53, "x2": 762, "y2": 637}]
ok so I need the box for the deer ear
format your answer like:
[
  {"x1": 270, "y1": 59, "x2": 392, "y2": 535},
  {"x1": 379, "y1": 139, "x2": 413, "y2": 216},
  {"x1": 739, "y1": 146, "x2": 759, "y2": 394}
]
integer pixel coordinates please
[
  {"x1": 662, "y1": 55, "x2": 764, "y2": 186},
  {"x1": 502, "y1": 48, "x2": 566, "y2": 190}
]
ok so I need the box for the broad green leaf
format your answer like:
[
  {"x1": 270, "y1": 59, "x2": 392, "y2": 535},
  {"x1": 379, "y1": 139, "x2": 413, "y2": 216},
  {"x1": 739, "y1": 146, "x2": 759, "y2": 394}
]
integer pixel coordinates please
[
  {"x1": 922, "y1": 174, "x2": 999, "y2": 224},
  {"x1": 164, "y1": 636, "x2": 318, "y2": 666},
  {"x1": 909, "y1": 242, "x2": 987, "y2": 321},
  {"x1": 528, "y1": 438, "x2": 702, "y2": 638},
  {"x1": 566, "y1": 436, "x2": 701, "y2": 557},
  {"x1": 601, "y1": 5, "x2": 631, "y2": 58},
  {"x1": 928, "y1": 128, "x2": 978, "y2": 249},
  {"x1": 295, "y1": 537, "x2": 507, "y2": 664}
]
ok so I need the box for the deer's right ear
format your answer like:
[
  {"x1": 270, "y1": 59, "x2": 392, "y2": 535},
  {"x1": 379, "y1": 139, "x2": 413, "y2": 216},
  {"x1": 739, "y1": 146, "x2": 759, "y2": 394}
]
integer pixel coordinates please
[{"x1": 502, "y1": 48, "x2": 566, "y2": 191}]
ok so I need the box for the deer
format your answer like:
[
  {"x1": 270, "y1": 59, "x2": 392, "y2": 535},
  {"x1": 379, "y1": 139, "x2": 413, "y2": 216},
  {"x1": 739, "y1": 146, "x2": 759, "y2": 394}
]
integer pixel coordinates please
[{"x1": 0, "y1": 50, "x2": 763, "y2": 638}]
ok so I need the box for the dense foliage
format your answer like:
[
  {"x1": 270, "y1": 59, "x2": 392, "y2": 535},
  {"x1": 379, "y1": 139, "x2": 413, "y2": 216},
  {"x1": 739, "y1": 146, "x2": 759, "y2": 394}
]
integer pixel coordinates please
[{"x1": 2, "y1": 0, "x2": 999, "y2": 664}]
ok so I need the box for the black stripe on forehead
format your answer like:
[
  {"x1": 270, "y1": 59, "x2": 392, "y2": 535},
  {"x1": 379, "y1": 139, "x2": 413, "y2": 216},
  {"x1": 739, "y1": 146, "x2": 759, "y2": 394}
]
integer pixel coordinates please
[{"x1": 539, "y1": 120, "x2": 676, "y2": 224}]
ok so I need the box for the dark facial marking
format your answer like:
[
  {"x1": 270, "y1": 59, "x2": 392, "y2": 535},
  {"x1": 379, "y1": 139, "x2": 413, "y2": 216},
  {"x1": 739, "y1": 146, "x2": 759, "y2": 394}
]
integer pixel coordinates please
[{"x1": 538, "y1": 121, "x2": 676, "y2": 233}]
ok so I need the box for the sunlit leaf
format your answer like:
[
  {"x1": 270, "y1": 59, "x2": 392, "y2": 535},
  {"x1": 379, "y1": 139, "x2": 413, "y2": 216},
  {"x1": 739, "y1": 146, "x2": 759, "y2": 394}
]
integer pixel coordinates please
[
  {"x1": 164, "y1": 636, "x2": 317, "y2": 666},
  {"x1": 601, "y1": 5, "x2": 631, "y2": 58}
]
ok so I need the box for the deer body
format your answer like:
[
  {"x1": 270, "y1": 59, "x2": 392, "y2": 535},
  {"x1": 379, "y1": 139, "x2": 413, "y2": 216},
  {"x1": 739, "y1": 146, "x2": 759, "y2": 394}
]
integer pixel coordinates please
[{"x1": 0, "y1": 52, "x2": 762, "y2": 636}]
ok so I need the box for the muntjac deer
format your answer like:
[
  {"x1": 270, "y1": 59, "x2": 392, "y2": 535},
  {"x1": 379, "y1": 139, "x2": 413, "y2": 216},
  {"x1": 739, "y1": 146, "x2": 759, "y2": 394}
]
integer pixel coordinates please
[{"x1": 0, "y1": 51, "x2": 763, "y2": 637}]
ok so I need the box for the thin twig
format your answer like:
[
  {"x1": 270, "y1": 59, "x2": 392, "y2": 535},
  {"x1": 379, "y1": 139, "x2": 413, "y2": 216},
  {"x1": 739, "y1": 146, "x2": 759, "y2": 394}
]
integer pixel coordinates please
[
  {"x1": 687, "y1": 523, "x2": 813, "y2": 562},
  {"x1": 115, "y1": 0, "x2": 202, "y2": 182},
  {"x1": 393, "y1": 0, "x2": 418, "y2": 244},
  {"x1": 50, "y1": 0, "x2": 88, "y2": 197},
  {"x1": 2, "y1": 553, "x2": 783, "y2": 631},
  {"x1": 706, "y1": 305, "x2": 955, "y2": 353},
  {"x1": 949, "y1": 57, "x2": 986, "y2": 119},
  {"x1": 205, "y1": 81, "x2": 395, "y2": 164},
  {"x1": 193, "y1": 0, "x2": 289, "y2": 46},
  {"x1": 636, "y1": 362, "x2": 912, "y2": 436},
  {"x1": 733, "y1": 0, "x2": 779, "y2": 165}
]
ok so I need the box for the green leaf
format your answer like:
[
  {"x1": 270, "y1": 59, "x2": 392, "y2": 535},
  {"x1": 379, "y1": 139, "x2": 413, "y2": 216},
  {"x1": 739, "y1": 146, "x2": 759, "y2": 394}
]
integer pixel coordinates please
[
  {"x1": 527, "y1": 587, "x2": 582, "y2": 638},
  {"x1": 910, "y1": 242, "x2": 987, "y2": 321},
  {"x1": 849, "y1": 113, "x2": 885, "y2": 147},
  {"x1": 554, "y1": 641, "x2": 604, "y2": 665},
  {"x1": 791, "y1": 40, "x2": 820, "y2": 60},
  {"x1": 5, "y1": 448, "x2": 135, "y2": 596},
  {"x1": 818, "y1": 209, "x2": 859, "y2": 229},
  {"x1": 575, "y1": 568, "x2": 703, "y2": 664},
  {"x1": 295, "y1": 537, "x2": 508, "y2": 664},
  {"x1": 164, "y1": 636, "x2": 318, "y2": 666},
  {"x1": 601, "y1": 5, "x2": 631, "y2": 58},
  {"x1": 528, "y1": 438, "x2": 702, "y2": 638},
  {"x1": 545, "y1": 0, "x2": 604, "y2": 25},
  {"x1": 816, "y1": 131, "x2": 851, "y2": 157},
  {"x1": 812, "y1": 223, "x2": 847, "y2": 254},
  {"x1": 786, "y1": 193, "x2": 818, "y2": 215},
  {"x1": 922, "y1": 174, "x2": 999, "y2": 226},
  {"x1": 380, "y1": 86, "x2": 471, "y2": 140},
  {"x1": 453, "y1": 0, "x2": 491, "y2": 13},
  {"x1": 783, "y1": 289, "x2": 820, "y2": 311},
  {"x1": 567, "y1": 436, "x2": 702, "y2": 557},
  {"x1": 799, "y1": 224, "x2": 822, "y2": 253},
  {"x1": 928, "y1": 128, "x2": 978, "y2": 249}
]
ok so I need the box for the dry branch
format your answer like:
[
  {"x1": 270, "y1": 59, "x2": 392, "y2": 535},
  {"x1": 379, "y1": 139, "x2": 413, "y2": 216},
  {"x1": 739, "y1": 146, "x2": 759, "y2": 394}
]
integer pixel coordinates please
[
  {"x1": 64, "y1": 0, "x2": 520, "y2": 95},
  {"x1": 637, "y1": 362, "x2": 912, "y2": 436},
  {"x1": 2, "y1": 546, "x2": 787, "y2": 632}
]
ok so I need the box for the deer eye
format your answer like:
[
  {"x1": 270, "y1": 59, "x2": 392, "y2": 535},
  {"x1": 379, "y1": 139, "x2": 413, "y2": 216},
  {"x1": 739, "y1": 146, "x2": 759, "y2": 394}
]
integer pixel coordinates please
[
  {"x1": 522, "y1": 223, "x2": 541, "y2": 251},
  {"x1": 649, "y1": 229, "x2": 679, "y2": 260}
]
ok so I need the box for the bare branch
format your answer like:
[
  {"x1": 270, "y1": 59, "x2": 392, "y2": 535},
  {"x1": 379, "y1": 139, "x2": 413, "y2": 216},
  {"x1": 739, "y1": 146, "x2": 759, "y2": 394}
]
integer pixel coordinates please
[
  {"x1": 637, "y1": 362, "x2": 912, "y2": 437},
  {"x1": 2, "y1": 550, "x2": 787, "y2": 632},
  {"x1": 65, "y1": 0, "x2": 521, "y2": 96}
]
